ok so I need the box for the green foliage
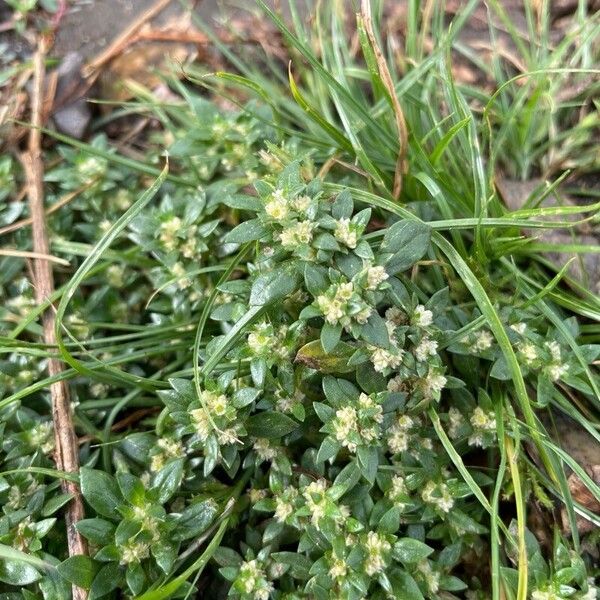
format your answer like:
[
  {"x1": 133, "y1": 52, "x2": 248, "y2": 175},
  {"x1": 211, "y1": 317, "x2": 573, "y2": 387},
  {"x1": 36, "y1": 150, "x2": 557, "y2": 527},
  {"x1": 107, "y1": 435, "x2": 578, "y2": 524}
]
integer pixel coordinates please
[{"x1": 0, "y1": 0, "x2": 599, "y2": 599}]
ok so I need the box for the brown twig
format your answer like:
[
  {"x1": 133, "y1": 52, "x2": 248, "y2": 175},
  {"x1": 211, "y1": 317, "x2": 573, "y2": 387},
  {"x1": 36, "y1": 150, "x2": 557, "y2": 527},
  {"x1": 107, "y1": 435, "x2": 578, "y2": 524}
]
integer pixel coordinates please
[
  {"x1": 360, "y1": 0, "x2": 409, "y2": 199},
  {"x1": 20, "y1": 38, "x2": 88, "y2": 600}
]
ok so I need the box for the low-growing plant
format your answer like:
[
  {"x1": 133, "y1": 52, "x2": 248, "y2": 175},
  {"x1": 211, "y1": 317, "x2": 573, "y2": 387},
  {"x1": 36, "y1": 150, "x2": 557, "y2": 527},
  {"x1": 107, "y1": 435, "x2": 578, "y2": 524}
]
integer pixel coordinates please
[{"x1": 0, "y1": 1, "x2": 599, "y2": 599}]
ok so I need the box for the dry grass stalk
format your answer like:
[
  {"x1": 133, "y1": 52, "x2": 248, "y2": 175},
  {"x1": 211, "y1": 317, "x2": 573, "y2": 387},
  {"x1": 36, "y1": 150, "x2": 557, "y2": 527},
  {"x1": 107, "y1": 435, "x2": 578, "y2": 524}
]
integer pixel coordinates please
[{"x1": 21, "y1": 37, "x2": 88, "y2": 600}]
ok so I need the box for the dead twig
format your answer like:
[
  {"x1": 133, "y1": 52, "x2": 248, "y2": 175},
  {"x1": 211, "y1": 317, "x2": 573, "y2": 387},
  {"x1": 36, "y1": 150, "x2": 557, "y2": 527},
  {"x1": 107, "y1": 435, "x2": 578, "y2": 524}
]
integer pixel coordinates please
[
  {"x1": 20, "y1": 38, "x2": 88, "y2": 600},
  {"x1": 360, "y1": 0, "x2": 409, "y2": 199}
]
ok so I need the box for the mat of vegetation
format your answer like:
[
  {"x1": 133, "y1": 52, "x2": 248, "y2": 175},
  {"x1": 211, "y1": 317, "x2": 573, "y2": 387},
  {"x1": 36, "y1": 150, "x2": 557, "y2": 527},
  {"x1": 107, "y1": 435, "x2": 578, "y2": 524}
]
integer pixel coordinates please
[{"x1": 1, "y1": 1, "x2": 599, "y2": 599}]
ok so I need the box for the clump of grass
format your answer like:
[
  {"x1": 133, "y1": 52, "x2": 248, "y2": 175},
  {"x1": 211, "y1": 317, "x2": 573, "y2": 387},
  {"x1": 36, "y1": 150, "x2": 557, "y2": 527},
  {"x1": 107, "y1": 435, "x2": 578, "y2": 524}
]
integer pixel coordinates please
[{"x1": 0, "y1": 1, "x2": 599, "y2": 599}]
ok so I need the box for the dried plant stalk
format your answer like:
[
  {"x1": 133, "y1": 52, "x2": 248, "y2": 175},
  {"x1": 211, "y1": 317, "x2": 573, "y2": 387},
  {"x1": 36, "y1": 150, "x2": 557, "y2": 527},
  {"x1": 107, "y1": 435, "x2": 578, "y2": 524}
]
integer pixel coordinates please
[{"x1": 22, "y1": 38, "x2": 88, "y2": 600}]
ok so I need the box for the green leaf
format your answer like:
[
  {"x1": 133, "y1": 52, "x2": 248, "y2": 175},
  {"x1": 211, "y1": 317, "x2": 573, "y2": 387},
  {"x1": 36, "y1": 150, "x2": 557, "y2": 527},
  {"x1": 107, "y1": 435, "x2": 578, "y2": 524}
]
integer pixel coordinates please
[
  {"x1": 246, "y1": 411, "x2": 299, "y2": 438},
  {"x1": 360, "y1": 312, "x2": 390, "y2": 347},
  {"x1": 316, "y1": 437, "x2": 341, "y2": 464},
  {"x1": 378, "y1": 506, "x2": 400, "y2": 534},
  {"x1": 250, "y1": 264, "x2": 300, "y2": 306},
  {"x1": 0, "y1": 559, "x2": 41, "y2": 586},
  {"x1": 89, "y1": 563, "x2": 122, "y2": 600},
  {"x1": 153, "y1": 458, "x2": 185, "y2": 504},
  {"x1": 75, "y1": 519, "x2": 116, "y2": 545},
  {"x1": 80, "y1": 467, "x2": 123, "y2": 520},
  {"x1": 174, "y1": 500, "x2": 220, "y2": 541},
  {"x1": 313, "y1": 401, "x2": 335, "y2": 423},
  {"x1": 357, "y1": 446, "x2": 378, "y2": 484},
  {"x1": 41, "y1": 492, "x2": 74, "y2": 517},
  {"x1": 490, "y1": 356, "x2": 511, "y2": 380},
  {"x1": 389, "y1": 570, "x2": 425, "y2": 600},
  {"x1": 382, "y1": 221, "x2": 431, "y2": 273},
  {"x1": 57, "y1": 556, "x2": 99, "y2": 590},
  {"x1": 232, "y1": 387, "x2": 261, "y2": 408},
  {"x1": 304, "y1": 263, "x2": 329, "y2": 296},
  {"x1": 393, "y1": 538, "x2": 434, "y2": 563},
  {"x1": 223, "y1": 219, "x2": 268, "y2": 244},
  {"x1": 321, "y1": 323, "x2": 342, "y2": 353},
  {"x1": 271, "y1": 552, "x2": 312, "y2": 579}
]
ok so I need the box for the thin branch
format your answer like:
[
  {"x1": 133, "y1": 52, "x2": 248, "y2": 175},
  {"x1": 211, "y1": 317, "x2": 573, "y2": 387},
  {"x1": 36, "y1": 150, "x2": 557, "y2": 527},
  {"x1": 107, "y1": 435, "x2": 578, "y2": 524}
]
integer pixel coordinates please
[{"x1": 21, "y1": 37, "x2": 88, "y2": 600}]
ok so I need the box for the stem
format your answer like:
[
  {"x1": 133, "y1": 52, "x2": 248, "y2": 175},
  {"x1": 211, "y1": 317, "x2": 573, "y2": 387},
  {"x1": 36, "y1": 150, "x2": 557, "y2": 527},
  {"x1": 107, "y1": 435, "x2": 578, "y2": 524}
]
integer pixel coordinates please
[{"x1": 20, "y1": 37, "x2": 88, "y2": 600}]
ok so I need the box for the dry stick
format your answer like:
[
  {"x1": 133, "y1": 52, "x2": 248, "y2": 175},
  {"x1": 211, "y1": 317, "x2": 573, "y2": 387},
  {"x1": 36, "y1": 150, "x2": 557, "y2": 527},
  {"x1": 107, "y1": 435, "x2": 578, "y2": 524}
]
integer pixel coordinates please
[
  {"x1": 360, "y1": 0, "x2": 409, "y2": 199},
  {"x1": 22, "y1": 39, "x2": 88, "y2": 600}
]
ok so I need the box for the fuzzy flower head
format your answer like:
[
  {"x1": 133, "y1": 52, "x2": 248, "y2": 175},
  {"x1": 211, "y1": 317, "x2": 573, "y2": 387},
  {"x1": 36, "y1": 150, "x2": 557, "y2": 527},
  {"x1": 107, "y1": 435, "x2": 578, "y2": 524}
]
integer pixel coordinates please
[
  {"x1": 235, "y1": 559, "x2": 273, "y2": 599},
  {"x1": 366, "y1": 265, "x2": 389, "y2": 290},
  {"x1": 334, "y1": 218, "x2": 358, "y2": 249},
  {"x1": 418, "y1": 368, "x2": 447, "y2": 399},
  {"x1": 470, "y1": 330, "x2": 494, "y2": 353},
  {"x1": 247, "y1": 322, "x2": 277, "y2": 356},
  {"x1": 468, "y1": 406, "x2": 497, "y2": 448},
  {"x1": 421, "y1": 480, "x2": 454, "y2": 513},
  {"x1": 370, "y1": 345, "x2": 404, "y2": 373},
  {"x1": 120, "y1": 541, "x2": 150, "y2": 565},
  {"x1": 544, "y1": 341, "x2": 569, "y2": 382},
  {"x1": 279, "y1": 220, "x2": 315, "y2": 249},
  {"x1": 315, "y1": 281, "x2": 367, "y2": 327},
  {"x1": 414, "y1": 337, "x2": 438, "y2": 362},
  {"x1": 412, "y1": 305, "x2": 433, "y2": 328},
  {"x1": 362, "y1": 530, "x2": 391, "y2": 576}
]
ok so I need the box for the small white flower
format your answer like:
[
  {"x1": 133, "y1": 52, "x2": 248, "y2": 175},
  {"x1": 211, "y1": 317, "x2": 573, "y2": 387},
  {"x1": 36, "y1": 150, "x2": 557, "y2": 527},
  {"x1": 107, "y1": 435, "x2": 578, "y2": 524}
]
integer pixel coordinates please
[
  {"x1": 387, "y1": 426, "x2": 410, "y2": 453},
  {"x1": 412, "y1": 305, "x2": 433, "y2": 327},
  {"x1": 518, "y1": 341, "x2": 538, "y2": 365},
  {"x1": 447, "y1": 407, "x2": 464, "y2": 439},
  {"x1": 217, "y1": 428, "x2": 239, "y2": 445},
  {"x1": 248, "y1": 488, "x2": 267, "y2": 504},
  {"x1": 317, "y1": 296, "x2": 344, "y2": 325},
  {"x1": 328, "y1": 556, "x2": 347, "y2": 579},
  {"x1": 366, "y1": 266, "x2": 388, "y2": 290},
  {"x1": 355, "y1": 306, "x2": 373, "y2": 324},
  {"x1": 545, "y1": 340, "x2": 562, "y2": 362},
  {"x1": 370, "y1": 346, "x2": 403, "y2": 372},
  {"x1": 334, "y1": 218, "x2": 358, "y2": 248},
  {"x1": 417, "y1": 560, "x2": 440, "y2": 594},
  {"x1": 190, "y1": 408, "x2": 212, "y2": 440},
  {"x1": 293, "y1": 194, "x2": 311, "y2": 213},
  {"x1": 471, "y1": 330, "x2": 493, "y2": 352},
  {"x1": 421, "y1": 481, "x2": 454, "y2": 513},
  {"x1": 159, "y1": 216, "x2": 182, "y2": 251},
  {"x1": 414, "y1": 337, "x2": 438, "y2": 362},
  {"x1": 121, "y1": 541, "x2": 150, "y2": 565},
  {"x1": 387, "y1": 475, "x2": 407, "y2": 507},
  {"x1": 274, "y1": 498, "x2": 294, "y2": 522},
  {"x1": 172, "y1": 262, "x2": 191, "y2": 289},
  {"x1": 253, "y1": 438, "x2": 277, "y2": 461},
  {"x1": 279, "y1": 220, "x2": 315, "y2": 249},
  {"x1": 548, "y1": 362, "x2": 568, "y2": 382},
  {"x1": 387, "y1": 375, "x2": 406, "y2": 393},
  {"x1": 106, "y1": 264, "x2": 125, "y2": 288},
  {"x1": 265, "y1": 192, "x2": 288, "y2": 221},
  {"x1": 510, "y1": 322, "x2": 527, "y2": 335},
  {"x1": 420, "y1": 369, "x2": 447, "y2": 398}
]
